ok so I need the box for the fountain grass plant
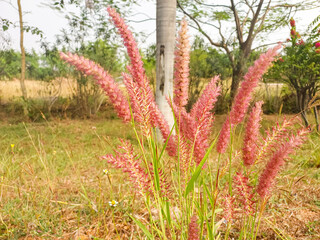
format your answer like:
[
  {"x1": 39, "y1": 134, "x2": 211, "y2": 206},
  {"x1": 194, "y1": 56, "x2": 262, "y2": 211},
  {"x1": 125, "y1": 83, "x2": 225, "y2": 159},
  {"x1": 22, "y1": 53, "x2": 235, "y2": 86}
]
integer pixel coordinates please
[{"x1": 59, "y1": 7, "x2": 309, "y2": 239}]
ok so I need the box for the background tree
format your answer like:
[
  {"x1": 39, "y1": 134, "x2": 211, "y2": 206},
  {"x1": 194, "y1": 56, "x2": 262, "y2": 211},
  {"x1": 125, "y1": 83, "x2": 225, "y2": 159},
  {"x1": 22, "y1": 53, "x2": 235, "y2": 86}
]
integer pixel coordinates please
[
  {"x1": 1, "y1": 0, "x2": 43, "y2": 99},
  {"x1": 188, "y1": 36, "x2": 232, "y2": 111},
  {"x1": 177, "y1": 0, "x2": 320, "y2": 101},
  {"x1": 16, "y1": 0, "x2": 27, "y2": 98},
  {"x1": 267, "y1": 18, "x2": 320, "y2": 129}
]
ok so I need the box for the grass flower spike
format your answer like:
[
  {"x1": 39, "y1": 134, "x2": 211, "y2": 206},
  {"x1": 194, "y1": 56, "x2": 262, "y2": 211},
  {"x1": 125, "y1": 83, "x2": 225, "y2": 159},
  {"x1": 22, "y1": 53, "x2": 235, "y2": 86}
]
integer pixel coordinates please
[
  {"x1": 107, "y1": 7, "x2": 176, "y2": 152},
  {"x1": 174, "y1": 18, "x2": 190, "y2": 108},
  {"x1": 217, "y1": 44, "x2": 281, "y2": 153},
  {"x1": 59, "y1": 52, "x2": 131, "y2": 122},
  {"x1": 257, "y1": 128, "x2": 309, "y2": 198},
  {"x1": 242, "y1": 101, "x2": 263, "y2": 166},
  {"x1": 101, "y1": 140, "x2": 151, "y2": 196},
  {"x1": 191, "y1": 76, "x2": 221, "y2": 163},
  {"x1": 188, "y1": 215, "x2": 199, "y2": 240},
  {"x1": 233, "y1": 172, "x2": 255, "y2": 215}
]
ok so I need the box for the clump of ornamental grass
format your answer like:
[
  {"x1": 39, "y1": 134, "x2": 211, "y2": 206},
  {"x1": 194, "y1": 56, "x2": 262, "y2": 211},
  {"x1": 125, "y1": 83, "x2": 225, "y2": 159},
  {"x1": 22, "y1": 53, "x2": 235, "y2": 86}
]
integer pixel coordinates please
[{"x1": 60, "y1": 7, "x2": 309, "y2": 239}]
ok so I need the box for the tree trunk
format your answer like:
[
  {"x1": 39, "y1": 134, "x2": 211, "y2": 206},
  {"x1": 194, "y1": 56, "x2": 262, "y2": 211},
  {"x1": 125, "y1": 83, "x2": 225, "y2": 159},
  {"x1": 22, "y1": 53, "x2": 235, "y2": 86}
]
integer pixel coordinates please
[
  {"x1": 17, "y1": 0, "x2": 27, "y2": 99},
  {"x1": 297, "y1": 90, "x2": 309, "y2": 127},
  {"x1": 230, "y1": 46, "x2": 250, "y2": 102},
  {"x1": 230, "y1": 65, "x2": 243, "y2": 101},
  {"x1": 156, "y1": 0, "x2": 176, "y2": 131},
  {"x1": 314, "y1": 106, "x2": 319, "y2": 131}
]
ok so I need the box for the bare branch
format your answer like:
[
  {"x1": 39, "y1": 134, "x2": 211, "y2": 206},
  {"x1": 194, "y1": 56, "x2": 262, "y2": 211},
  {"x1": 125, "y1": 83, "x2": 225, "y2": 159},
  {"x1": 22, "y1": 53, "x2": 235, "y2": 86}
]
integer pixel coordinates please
[
  {"x1": 127, "y1": 18, "x2": 155, "y2": 24},
  {"x1": 177, "y1": 0, "x2": 223, "y2": 48},
  {"x1": 194, "y1": 0, "x2": 230, "y2": 9},
  {"x1": 177, "y1": 0, "x2": 235, "y2": 67},
  {"x1": 230, "y1": 0, "x2": 243, "y2": 44},
  {"x1": 245, "y1": 0, "x2": 264, "y2": 46}
]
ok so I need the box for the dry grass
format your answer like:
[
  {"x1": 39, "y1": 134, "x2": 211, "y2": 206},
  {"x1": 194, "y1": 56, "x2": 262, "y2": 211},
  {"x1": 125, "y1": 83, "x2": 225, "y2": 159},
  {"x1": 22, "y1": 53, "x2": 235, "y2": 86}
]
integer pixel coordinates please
[
  {"x1": 0, "y1": 116, "x2": 319, "y2": 239},
  {"x1": 0, "y1": 78, "x2": 77, "y2": 103}
]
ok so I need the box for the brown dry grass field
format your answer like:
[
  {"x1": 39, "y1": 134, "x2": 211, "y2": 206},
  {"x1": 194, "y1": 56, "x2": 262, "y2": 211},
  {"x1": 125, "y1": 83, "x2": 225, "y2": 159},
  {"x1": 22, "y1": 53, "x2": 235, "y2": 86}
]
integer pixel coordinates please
[
  {"x1": 0, "y1": 78, "x2": 283, "y2": 103},
  {"x1": 0, "y1": 79, "x2": 77, "y2": 103}
]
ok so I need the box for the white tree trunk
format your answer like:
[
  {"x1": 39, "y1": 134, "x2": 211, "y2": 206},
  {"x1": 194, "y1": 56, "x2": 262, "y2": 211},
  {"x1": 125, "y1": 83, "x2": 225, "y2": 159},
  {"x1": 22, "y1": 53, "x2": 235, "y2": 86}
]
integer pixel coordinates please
[{"x1": 156, "y1": 0, "x2": 176, "y2": 131}]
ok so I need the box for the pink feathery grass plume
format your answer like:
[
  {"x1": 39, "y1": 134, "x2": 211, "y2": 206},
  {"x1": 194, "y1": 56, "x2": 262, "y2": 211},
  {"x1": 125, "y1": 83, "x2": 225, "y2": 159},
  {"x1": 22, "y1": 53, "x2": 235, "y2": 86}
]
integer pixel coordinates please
[
  {"x1": 174, "y1": 18, "x2": 190, "y2": 108},
  {"x1": 122, "y1": 72, "x2": 153, "y2": 136},
  {"x1": 230, "y1": 45, "x2": 281, "y2": 125},
  {"x1": 178, "y1": 136, "x2": 193, "y2": 184},
  {"x1": 233, "y1": 172, "x2": 255, "y2": 216},
  {"x1": 242, "y1": 101, "x2": 263, "y2": 166},
  {"x1": 59, "y1": 52, "x2": 131, "y2": 122},
  {"x1": 190, "y1": 76, "x2": 221, "y2": 120},
  {"x1": 167, "y1": 76, "x2": 220, "y2": 164},
  {"x1": 107, "y1": 8, "x2": 155, "y2": 118},
  {"x1": 107, "y1": 7, "x2": 147, "y2": 88},
  {"x1": 101, "y1": 140, "x2": 151, "y2": 196},
  {"x1": 257, "y1": 128, "x2": 309, "y2": 198},
  {"x1": 188, "y1": 215, "x2": 199, "y2": 240},
  {"x1": 108, "y1": 7, "x2": 176, "y2": 152},
  {"x1": 186, "y1": 76, "x2": 221, "y2": 163},
  {"x1": 256, "y1": 117, "x2": 295, "y2": 163},
  {"x1": 149, "y1": 164, "x2": 172, "y2": 198},
  {"x1": 168, "y1": 99, "x2": 195, "y2": 140},
  {"x1": 107, "y1": 7, "x2": 155, "y2": 123},
  {"x1": 223, "y1": 194, "x2": 235, "y2": 223},
  {"x1": 217, "y1": 44, "x2": 281, "y2": 153},
  {"x1": 216, "y1": 116, "x2": 234, "y2": 154}
]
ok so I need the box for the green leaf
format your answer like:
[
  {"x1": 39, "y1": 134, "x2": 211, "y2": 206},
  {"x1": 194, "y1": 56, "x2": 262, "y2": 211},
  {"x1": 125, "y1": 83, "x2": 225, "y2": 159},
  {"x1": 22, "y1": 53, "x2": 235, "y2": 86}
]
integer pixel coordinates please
[
  {"x1": 2, "y1": 25, "x2": 8, "y2": 31},
  {"x1": 184, "y1": 136, "x2": 218, "y2": 197},
  {"x1": 129, "y1": 215, "x2": 153, "y2": 239}
]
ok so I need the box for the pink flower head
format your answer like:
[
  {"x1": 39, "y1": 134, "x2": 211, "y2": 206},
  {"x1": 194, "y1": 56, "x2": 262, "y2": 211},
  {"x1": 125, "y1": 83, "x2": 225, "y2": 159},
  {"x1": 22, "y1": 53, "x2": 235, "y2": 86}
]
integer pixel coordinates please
[
  {"x1": 290, "y1": 29, "x2": 296, "y2": 38},
  {"x1": 242, "y1": 101, "x2": 263, "y2": 166},
  {"x1": 223, "y1": 194, "x2": 235, "y2": 223},
  {"x1": 229, "y1": 44, "x2": 280, "y2": 125},
  {"x1": 174, "y1": 18, "x2": 190, "y2": 108},
  {"x1": 107, "y1": 7, "x2": 177, "y2": 152},
  {"x1": 107, "y1": 7, "x2": 147, "y2": 88},
  {"x1": 188, "y1": 215, "x2": 199, "y2": 240},
  {"x1": 233, "y1": 172, "x2": 255, "y2": 215},
  {"x1": 190, "y1": 76, "x2": 221, "y2": 163},
  {"x1": 289, "y1": 18, "x2": 295, "y2": 27},
  {"x1": 257, "y1": 128, "x2": 309, "y2": 198},
  {"x1": 217, "y1": 45, "x2": 280, "y2": 153},
  {"x1": 101, "y1": 140, "x2": 151, "y2": 196},
  {"x1": 315, "y1": 42, "x2": 320, "y2": 48},
  {"x1": 59, "y1": 52, "x2": 131, "y2": 122}
]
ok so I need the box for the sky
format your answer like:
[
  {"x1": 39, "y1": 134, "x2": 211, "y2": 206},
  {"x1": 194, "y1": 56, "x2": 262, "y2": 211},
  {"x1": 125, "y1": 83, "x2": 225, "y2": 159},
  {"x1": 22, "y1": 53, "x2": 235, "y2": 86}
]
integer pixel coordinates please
[{"x1": 1, "y1": 0, "x2": 319, "y2": 53}]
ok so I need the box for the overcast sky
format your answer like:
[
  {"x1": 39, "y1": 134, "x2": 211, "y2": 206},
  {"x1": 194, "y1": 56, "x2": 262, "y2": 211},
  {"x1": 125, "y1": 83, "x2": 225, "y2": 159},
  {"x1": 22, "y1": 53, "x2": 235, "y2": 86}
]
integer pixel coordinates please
[{"x1": 1, "y1": 0, "x2": 319, "y2": 52}]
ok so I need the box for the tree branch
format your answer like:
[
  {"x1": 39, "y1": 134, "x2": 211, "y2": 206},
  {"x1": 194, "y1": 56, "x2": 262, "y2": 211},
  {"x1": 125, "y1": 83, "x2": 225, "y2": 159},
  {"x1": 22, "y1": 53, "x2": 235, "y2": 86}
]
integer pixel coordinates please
[
  {"x1": 177, "y1": 0, "x2": 223, "y2": 48},
  {"x1": 230, "y1": 0, "x2": 243, "y2": 45},
  {"x1": 245, "y1": 0, "x2": 264, "y2": 46},
  {"x1": 177, "y1": 0, "x2": 235, "y2": 67}
]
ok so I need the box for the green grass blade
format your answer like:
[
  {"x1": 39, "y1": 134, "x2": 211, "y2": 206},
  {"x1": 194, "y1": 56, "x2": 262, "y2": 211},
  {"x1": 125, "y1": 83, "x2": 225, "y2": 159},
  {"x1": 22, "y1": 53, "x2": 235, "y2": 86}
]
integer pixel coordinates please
[
  {"x1": 129, "y1": 214, "x2": 153, "y2": 239},
  {"x1": 158, "y1": 124, "x2": 175, "y2": 161},
  {"x1": 184, "y1": 136, "x2": 218, "y2": 197}
]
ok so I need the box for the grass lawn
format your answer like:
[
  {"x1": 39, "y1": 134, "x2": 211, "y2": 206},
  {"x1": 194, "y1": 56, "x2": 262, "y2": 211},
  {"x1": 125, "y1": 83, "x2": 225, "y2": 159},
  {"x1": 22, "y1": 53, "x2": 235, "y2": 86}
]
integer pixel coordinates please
[{"x1": 0, "y1": 116, "x2": 319, "y2": 239}]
